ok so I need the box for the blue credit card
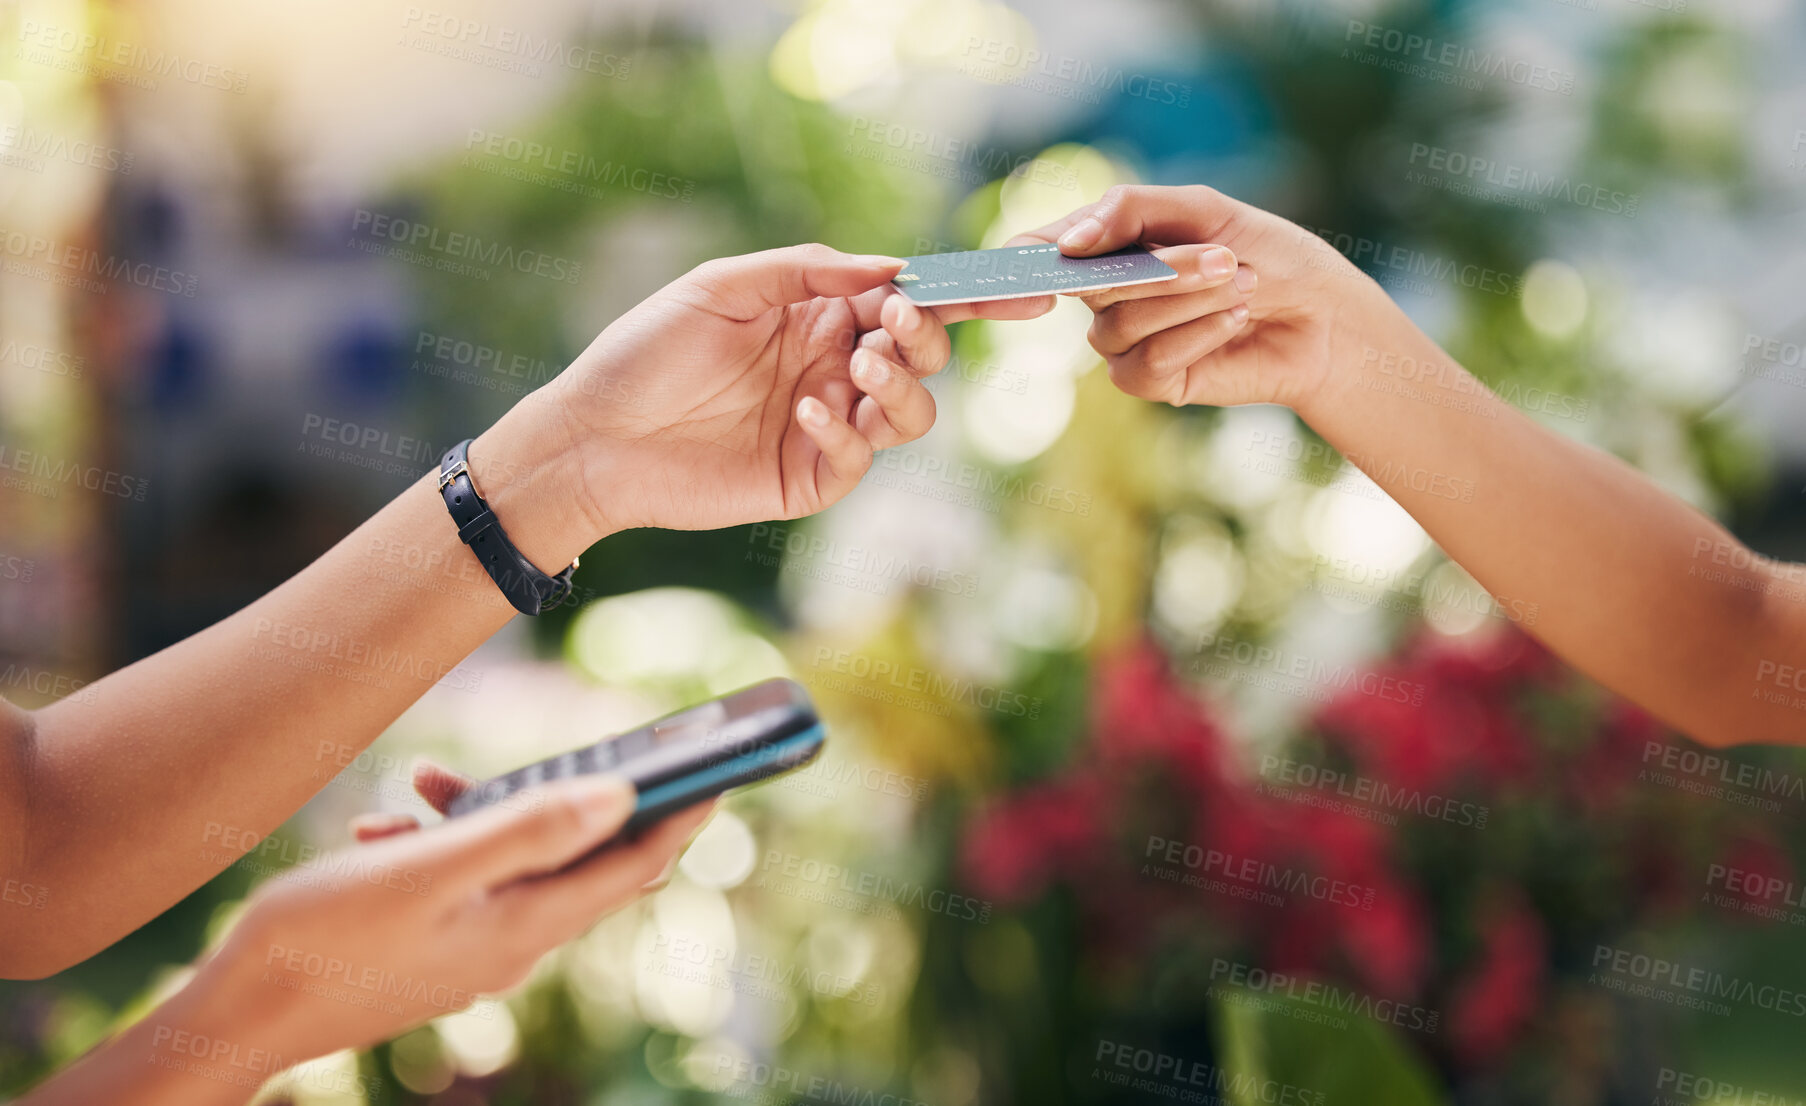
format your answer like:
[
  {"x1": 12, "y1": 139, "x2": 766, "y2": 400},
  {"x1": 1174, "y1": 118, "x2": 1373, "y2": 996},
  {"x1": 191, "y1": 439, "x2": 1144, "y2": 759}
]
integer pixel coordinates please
[{"x1": 890, "y1": 244, "x2": 1178, "y2": 306}]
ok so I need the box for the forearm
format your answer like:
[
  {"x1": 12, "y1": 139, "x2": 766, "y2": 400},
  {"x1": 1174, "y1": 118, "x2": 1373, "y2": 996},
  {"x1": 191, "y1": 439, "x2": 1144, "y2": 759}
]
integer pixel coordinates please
[
  {"x1": 1299, "y1": 288, "x2": 1803, "y2": 748},
  {"x1": 9, "y1": 395, "x2": 613, "y2": 974},
  {"x1": 18, "y1": 956, "x2": 294, "y2": 1106}
]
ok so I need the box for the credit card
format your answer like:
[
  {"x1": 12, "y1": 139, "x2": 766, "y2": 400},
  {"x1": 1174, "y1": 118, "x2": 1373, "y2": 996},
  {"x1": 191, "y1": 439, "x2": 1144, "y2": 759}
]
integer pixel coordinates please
[{"x1": 890, "y1": 244, "x2": 1178, "y2": 306}]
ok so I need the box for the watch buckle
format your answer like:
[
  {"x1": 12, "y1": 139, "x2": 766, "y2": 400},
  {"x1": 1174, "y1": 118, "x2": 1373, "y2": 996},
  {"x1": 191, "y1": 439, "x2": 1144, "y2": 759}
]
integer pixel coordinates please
[{"x1": 437, "y1": 459, "x2": 469, "y2": 491}]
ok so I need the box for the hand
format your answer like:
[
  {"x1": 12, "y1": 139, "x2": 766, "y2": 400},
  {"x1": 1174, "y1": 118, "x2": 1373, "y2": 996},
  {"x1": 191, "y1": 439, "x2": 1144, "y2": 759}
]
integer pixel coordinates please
[
  {"x1": 1008, "y1": 185, "x2": 1394, "y2": 413},
  {"x1": 476, "y1": 244, "x2": 1053, "y2": 566},
  {"x1": 195, "y1": 769, "x2": 713, "y2": 1062},
  {"x1": 350, "y1": 760, "x2": 692, "y2": 875}
]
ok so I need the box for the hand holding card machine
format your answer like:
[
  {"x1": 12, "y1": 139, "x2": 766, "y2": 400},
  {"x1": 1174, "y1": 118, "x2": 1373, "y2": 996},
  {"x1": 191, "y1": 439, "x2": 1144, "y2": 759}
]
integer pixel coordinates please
[{"x1": 446, "y1": 678, "x2": 825, "y2": 833}]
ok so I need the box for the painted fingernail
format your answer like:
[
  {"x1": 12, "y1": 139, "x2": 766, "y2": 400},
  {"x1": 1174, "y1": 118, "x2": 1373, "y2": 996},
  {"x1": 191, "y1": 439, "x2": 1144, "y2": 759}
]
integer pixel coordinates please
[
  {"x1": 1230, "y1": 304, "x2": 1251, "y2": 325},
  {"x1": 1058, "y1": 217, "x2": 1104, "y2": 251},
  {"x1": 1201, "y1": 247, "x2": 1236, "y2": 280},
  {"x1": 1234, "y1": 266, "x2": 1257, "y2": 293},
  {"x1": 798, "y1": 397, "x2": 830, "y2": 427},
  {"x1": 352, "y1": 813, "x2": 412, "y2": 836}
]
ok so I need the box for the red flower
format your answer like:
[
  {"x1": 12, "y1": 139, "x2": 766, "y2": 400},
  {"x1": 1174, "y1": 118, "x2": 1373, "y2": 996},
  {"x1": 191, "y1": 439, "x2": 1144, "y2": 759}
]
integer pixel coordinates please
[
  {"x1": 1710, "y1": 834, "x2": 1795, "y2": 920},
  {"x1": 1447, "y1": 892, "x2": 1546, "y2": 1065},
  {"x1": 961, "y1": 777, "x2": 1107, "y2": 904},
  {"x1": 1417, "y1": 627, "x2": 1556, "y2": 695},
  {"x1": 1336, "y1": 876, "x2": 1432, "y2": 999},
  {"x1": 1314, "y1": 631, "x2": 1543, "y2": 795},
  {"x1": 1570, "y1": 702, "x2": 1666, "y2": 813},
  {"x1": 1094, "y1": 639, "x2": 1233, "y2": 794},
  {"x1": 952, "y1": 625, "x2": 1780, "y2": 1083}
]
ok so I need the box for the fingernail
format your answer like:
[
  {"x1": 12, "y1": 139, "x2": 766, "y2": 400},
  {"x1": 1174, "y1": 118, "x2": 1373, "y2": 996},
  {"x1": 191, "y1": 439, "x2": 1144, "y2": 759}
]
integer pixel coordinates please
[
  {"x1": 1058, "y1": 217, "x2": 1103, "y2": 251},
  {"x1": 860, "y1": 254, "x2": 907, "y2": 269},
  {"x1": 852, "y1": 351, "x2": 886, "y2": 385},
  {"x1": 798, "y1": 397, "x2": 830, "y2": 427},
  {"x1": 894, "y1": 296, "x2": 922, "y2": 329},
  {"x1": 1230, "y1": 304, "x2": 1251, "y2": 325},
  {"x1": 352, "y1": 813, "x2": 412, "y2": 836},
  {"x1": 1234, "y1": 266, "x2": 1257, "y2": 293},
  {"x1": 1201, "y1": 247, "x2": 1236, "y2": 280},
  {"x1": 567, "y1": 776, "x2": 634, "y2": 833}
]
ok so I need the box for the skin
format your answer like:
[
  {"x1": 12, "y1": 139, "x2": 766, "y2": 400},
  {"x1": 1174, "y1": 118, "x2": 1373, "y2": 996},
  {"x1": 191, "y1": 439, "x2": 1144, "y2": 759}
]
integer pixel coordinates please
[
  {"x1": 1011, "y1": 183, "x2": 1806, "y2": 749},
  {"x1": 26, "y1": 771, "x2": 715, "y2": 1106},
  {"x1": 2, "y1": 243, "x2": 1056, "y2": 1101},
  {"x1": 34, "y1": 183, "x2": 1789, "y2": 1099}
]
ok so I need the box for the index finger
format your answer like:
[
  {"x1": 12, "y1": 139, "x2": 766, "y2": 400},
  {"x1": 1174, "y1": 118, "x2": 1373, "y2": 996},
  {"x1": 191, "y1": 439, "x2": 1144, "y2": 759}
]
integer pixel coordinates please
[
  {"x1": 1078, "y1": 243, "x2": 1239, "y2": 310},
  {"x1": 412, "y1": 759, "x2": 478, "y2": 816}
]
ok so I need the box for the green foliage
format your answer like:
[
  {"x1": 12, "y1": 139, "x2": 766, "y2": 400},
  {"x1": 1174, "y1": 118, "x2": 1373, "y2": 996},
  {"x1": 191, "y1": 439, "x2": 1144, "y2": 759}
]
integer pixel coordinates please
[{"x1": 1212, "y1": 984, "x2": 1446, "y2": 1106}]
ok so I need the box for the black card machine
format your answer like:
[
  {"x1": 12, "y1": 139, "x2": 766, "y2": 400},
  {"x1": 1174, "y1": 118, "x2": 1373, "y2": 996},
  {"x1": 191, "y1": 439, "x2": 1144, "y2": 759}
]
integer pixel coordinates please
[{"x1": 445, "y1": 678, "x2": 825, "y2": 833}]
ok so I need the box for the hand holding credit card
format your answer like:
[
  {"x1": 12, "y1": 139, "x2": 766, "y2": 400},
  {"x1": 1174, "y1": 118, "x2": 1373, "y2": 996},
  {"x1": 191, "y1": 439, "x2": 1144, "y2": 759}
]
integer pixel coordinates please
[{"x1": 889, "y1": 243, "x2": 1179, "y2": 306}]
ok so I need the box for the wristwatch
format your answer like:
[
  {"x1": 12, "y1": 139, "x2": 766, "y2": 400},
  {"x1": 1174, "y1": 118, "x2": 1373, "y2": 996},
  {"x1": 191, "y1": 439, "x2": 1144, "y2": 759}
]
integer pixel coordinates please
[{"x1": 437, "y1": 438, "x2": 578, "y2": 615}]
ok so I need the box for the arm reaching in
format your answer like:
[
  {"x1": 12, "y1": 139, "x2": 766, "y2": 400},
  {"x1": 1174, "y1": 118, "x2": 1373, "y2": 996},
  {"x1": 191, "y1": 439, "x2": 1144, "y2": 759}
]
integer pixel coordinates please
[
  {"x1": 0, "y1": 244, "x2": 1052, "y2": 979},
  {"x1": 1014, "y1": 184, "x2": 1805, "y2": 749}
]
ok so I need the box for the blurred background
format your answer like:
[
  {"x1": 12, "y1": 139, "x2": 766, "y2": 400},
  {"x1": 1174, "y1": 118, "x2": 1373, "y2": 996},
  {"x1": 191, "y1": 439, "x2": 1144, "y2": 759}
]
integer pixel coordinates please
[{"x1": 5, "y1": 0, "x2": 1806, "y2": 1102}]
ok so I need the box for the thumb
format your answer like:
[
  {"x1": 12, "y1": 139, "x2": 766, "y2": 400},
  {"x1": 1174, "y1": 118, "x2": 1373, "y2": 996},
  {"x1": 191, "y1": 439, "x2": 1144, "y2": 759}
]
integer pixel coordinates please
[
  {"x1": 1053, "y1": 185, "x2": 1240, "y2": 257},
  {"x1": 685, "y1": 243, "x2": 905, "y2": 321},
  {"x1": 413, "y1": 774, "x2": 637, "y2": 893}
]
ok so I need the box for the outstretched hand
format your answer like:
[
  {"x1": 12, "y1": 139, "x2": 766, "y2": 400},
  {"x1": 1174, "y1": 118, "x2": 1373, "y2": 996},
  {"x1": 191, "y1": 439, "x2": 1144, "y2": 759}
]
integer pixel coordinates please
[
  {"x1": 537, "y1": 244, "x2": 1054, "y2": 537},
  {"x1": 1007, "y1": 185, "x2": 1380, "y2": 413}
]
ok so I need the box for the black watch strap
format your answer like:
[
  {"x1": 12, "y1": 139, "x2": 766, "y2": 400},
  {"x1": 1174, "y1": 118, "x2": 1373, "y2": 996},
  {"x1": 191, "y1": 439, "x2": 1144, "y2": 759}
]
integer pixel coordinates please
[{"x1": 437, "y1": 439, "x2": 578, "y2": 615}]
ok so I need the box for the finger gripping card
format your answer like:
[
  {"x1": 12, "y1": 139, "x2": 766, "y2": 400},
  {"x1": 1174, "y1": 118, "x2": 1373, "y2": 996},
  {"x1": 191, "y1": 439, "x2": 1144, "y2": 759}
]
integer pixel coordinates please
[{"x1": 891, "y1": 244, "x2": 1178, "y2": 305}]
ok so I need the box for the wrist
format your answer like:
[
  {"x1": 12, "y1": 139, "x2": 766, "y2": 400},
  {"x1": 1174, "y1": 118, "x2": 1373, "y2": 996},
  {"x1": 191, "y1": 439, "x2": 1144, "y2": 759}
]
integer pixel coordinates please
[
  {"x1": 119, "y1": 954, "x2": 310, "y2": 1105},
  {"x1": 467, "y1": 390, "x2": 625, "y2": 572},
  {"x1": 1291, "y1": 277, "x2": 1418, "y2": 431}
]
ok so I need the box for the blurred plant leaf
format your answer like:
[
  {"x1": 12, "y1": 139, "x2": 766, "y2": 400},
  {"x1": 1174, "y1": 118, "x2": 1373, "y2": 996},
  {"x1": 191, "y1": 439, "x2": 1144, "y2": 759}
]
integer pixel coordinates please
[{"x1": 1210, "y1": 984, "x2": 1445, "y2": 1106}]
